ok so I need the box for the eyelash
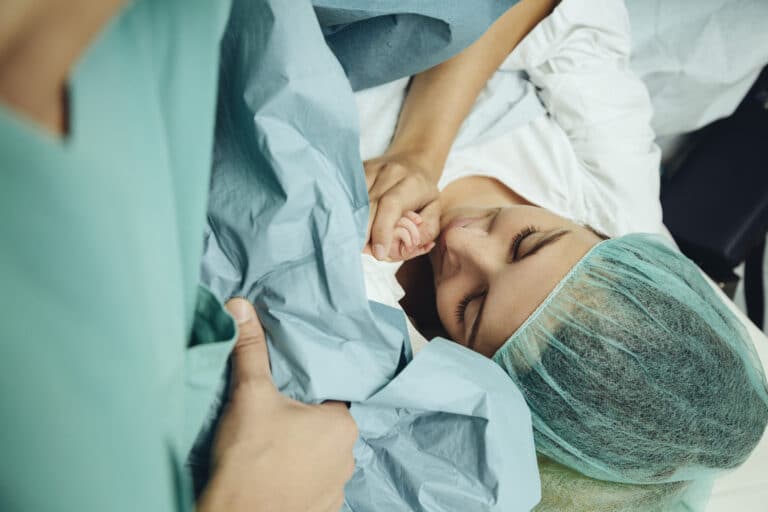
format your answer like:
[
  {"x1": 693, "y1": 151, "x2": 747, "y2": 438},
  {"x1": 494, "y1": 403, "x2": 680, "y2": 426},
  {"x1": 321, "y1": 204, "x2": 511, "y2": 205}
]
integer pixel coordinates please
[
  {"x1": 511, "y1": 225, "x2": 539, "y2": 261},
  {"x1": 455, "y1": 295, "x2": 473, "y2": 324},
  {"x1": 455, "y1": 291, "x2": 485, "y2": 324}
]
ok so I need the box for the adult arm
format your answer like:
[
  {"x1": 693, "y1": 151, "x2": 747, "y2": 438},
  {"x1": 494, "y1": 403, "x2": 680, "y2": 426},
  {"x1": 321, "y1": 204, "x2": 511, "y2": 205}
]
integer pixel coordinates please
[{"x1": 365, "y1": 0, "x2": 560, "y2": 258}]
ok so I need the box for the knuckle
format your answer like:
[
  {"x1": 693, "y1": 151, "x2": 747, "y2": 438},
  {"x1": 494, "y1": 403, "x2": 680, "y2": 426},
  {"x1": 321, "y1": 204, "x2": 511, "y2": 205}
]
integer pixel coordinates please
[
  {"x1": 410, "y1": 171, "x2": 427, "y2": 186},
  {"x1": 371, "y1": 226, "x2": 388, "y2": 242},
  {"x1": 400, "y1": 218, "x2": 415, "y2": 229},
  {"x1": 234, "y1": 376, "x2": 275, "y2": 397},
  {"x1": 232, "y1": 343, "x2": 258, "y2": 362},
  {"x1": 378, "y1": 195, "x2": 398, "y2": 210},
  {"x1": 236, "y1": 328, "x2": 266, "y2": 347}
]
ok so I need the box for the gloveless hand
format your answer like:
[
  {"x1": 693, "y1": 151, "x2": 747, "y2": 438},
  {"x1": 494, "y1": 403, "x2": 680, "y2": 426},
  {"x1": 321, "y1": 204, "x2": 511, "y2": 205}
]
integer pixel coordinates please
[
  {"x1": 364, "y1": 152, "x2": 441, "y2": 261},
  {"x1": 198, "y1": 299, "x2": 358, "y2": 512}
]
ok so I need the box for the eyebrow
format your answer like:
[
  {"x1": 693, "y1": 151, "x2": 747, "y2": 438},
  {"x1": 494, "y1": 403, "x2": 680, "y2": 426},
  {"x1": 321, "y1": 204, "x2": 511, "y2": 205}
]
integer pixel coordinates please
[{"x1": 469, "y1": 229, "x2": 571, "y2": 350}]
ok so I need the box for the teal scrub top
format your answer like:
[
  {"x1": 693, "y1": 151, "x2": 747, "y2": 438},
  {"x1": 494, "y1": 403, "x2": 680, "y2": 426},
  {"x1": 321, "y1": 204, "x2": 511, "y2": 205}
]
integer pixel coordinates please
[{"x1": 0, "y1": 1, "x2": 235, "y2": 510}]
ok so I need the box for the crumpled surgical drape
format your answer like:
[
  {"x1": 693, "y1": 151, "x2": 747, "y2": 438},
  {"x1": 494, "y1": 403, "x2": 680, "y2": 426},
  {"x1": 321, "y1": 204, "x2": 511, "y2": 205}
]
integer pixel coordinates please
[
  {"x1": 198, "y1": 0, "x2": 539, "y2": 510},
  {"x1": 314, "y1": 0, "x2": 518, "y2": 91}
]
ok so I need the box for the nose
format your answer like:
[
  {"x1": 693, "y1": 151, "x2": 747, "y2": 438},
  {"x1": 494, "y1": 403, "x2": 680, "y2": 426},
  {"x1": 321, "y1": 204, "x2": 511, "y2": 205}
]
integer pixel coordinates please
[{"x1": 443, "y1": 222, "x2": 497, "y2": 276}]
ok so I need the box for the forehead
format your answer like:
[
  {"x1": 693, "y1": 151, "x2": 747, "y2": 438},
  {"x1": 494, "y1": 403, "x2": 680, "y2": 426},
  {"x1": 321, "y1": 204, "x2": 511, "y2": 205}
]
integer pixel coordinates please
[{"x1": 474, "y1": 229, "x2": 598, "y2": 356}]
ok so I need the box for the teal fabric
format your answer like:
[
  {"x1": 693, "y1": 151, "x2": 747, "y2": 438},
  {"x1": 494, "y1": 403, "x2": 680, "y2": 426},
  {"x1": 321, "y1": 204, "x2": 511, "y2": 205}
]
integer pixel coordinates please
[
  {"x1": 492, "y1": 233, "x2": 768, "y2": 488},
  {"x1": 534, "y1": 455, "x2": 713, "y2": 512},
  {"x1": 203, "y1": 0, "x2": 407, "y2": 405},
  {"x1": 347, "y1": 340, "x2": 541, "y2": 512},
  {"x1": 0, "y1": 1, "x2": 234, "y2": 510},
  {"x1": 314, "y1": 0, "x2": 520, "y2": 91}
]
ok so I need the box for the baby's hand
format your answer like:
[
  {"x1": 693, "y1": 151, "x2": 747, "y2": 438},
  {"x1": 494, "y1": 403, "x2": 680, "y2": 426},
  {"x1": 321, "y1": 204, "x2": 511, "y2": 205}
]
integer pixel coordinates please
[
  {"x1": 364, "y1": 206, "x2": 439, "y2": 262},
  {"x1": 364, "y1": 153, "x2": 440, "y2": 260},
  {"x1": 391, "y1": 211, "x2": 436, "y2": 261}
]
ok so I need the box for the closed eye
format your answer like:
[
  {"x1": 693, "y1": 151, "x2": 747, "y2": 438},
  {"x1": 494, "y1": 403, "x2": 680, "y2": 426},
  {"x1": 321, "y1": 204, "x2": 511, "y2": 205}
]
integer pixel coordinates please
[
  {"x1": 509, "y1": 228, "x2": 570, "y2": 262},
  {"x1": 455, "y1": 294, "x2": 472, "y2": 324},
  {"x1": 455, "y1": 290, "x2": 485, "y2": 325},
  {"x1": 468, "y1": 228, "x2": 571, "y2": 350},
  {"x1": 466, "y1": 294, "x2": 487, "y2": 350},
  {"x1": 509, "y1": 226, "x2": 538, "y2": 261}
]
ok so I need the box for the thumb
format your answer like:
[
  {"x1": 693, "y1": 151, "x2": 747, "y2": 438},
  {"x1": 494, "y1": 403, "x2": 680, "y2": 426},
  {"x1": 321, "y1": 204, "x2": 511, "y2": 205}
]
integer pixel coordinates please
[{"x1": 225, "y1": 298, "x2": 273, "y2": 386}]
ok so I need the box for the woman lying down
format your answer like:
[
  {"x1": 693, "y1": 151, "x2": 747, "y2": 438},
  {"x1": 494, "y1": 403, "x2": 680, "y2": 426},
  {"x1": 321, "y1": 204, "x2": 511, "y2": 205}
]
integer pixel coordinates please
[{"x1": 357, "y1": 0, "x2": 768, "y2": 509}]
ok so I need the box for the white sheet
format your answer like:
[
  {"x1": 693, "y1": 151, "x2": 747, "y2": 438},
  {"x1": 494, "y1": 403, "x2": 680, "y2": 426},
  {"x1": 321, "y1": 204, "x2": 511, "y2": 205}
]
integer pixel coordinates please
[
  {"x1": 627, "y1": 0, "x2": 768, "y2": 136},
  {"x1": 707, "y1": 284, "x2": 768, "y2": 511}
]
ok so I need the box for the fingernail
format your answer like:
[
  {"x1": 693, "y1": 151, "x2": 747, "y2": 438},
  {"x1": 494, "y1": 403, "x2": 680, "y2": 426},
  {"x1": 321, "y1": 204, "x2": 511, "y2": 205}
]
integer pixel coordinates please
[
  {"x1": 226, "y1": 298, "x2": 255, "y2": 324},
  {"x1": 374, "y1": 244, "x2": 387, "y2": 260}
]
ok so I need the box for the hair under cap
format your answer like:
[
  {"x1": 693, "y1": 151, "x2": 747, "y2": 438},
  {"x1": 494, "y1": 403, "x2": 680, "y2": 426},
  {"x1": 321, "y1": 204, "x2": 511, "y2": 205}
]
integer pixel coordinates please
[{"x1": 492, "y1": 233, "x2": 768, "y2": 484}]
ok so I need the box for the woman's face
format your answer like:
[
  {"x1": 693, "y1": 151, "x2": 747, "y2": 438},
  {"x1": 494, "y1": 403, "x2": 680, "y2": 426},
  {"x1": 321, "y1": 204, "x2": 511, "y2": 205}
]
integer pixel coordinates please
[{"x1": 428, "y1": 205, "x2": 602, "y2": 357}]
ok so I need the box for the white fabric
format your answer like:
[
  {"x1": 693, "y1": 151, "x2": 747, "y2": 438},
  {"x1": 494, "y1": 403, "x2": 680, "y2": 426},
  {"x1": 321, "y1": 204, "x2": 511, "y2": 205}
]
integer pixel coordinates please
[
  {"x1": 627, "y1": 0, "x2": 768, "y2": 137},
  {"x1": 704, "y1": 283, "x2": 768, "y2": 512},
  {"x1": 361, "y1": 254, "x2": 429, "y2": 355},
  {"x1": 440, "y1": 0, "x2": 663, "y2": 238}
]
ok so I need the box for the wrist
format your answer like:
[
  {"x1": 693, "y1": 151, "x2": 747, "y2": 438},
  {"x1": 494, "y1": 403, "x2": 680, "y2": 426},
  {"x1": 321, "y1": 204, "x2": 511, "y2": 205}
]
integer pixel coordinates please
[{"x1": 381, "y1": 143, "x2": 447, "y2": 184}]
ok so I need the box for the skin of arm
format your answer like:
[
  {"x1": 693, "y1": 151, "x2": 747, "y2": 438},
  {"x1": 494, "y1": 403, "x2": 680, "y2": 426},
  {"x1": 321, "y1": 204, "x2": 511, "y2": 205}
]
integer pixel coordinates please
[{"x1": 385, "y1": 0, "x2": 561, "y2": 176}]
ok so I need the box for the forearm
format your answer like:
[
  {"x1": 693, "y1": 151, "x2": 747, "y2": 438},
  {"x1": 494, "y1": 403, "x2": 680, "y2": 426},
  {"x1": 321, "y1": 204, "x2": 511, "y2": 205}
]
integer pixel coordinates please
[{"x1": 385, "y1": 0, "x2": 559, "y2": 178}]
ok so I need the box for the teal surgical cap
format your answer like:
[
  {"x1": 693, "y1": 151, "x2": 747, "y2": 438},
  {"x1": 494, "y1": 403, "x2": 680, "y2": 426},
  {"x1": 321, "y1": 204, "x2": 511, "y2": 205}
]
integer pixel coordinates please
[{"x1": 492, "y1": 233, "x2": 768, "y2": 485}]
